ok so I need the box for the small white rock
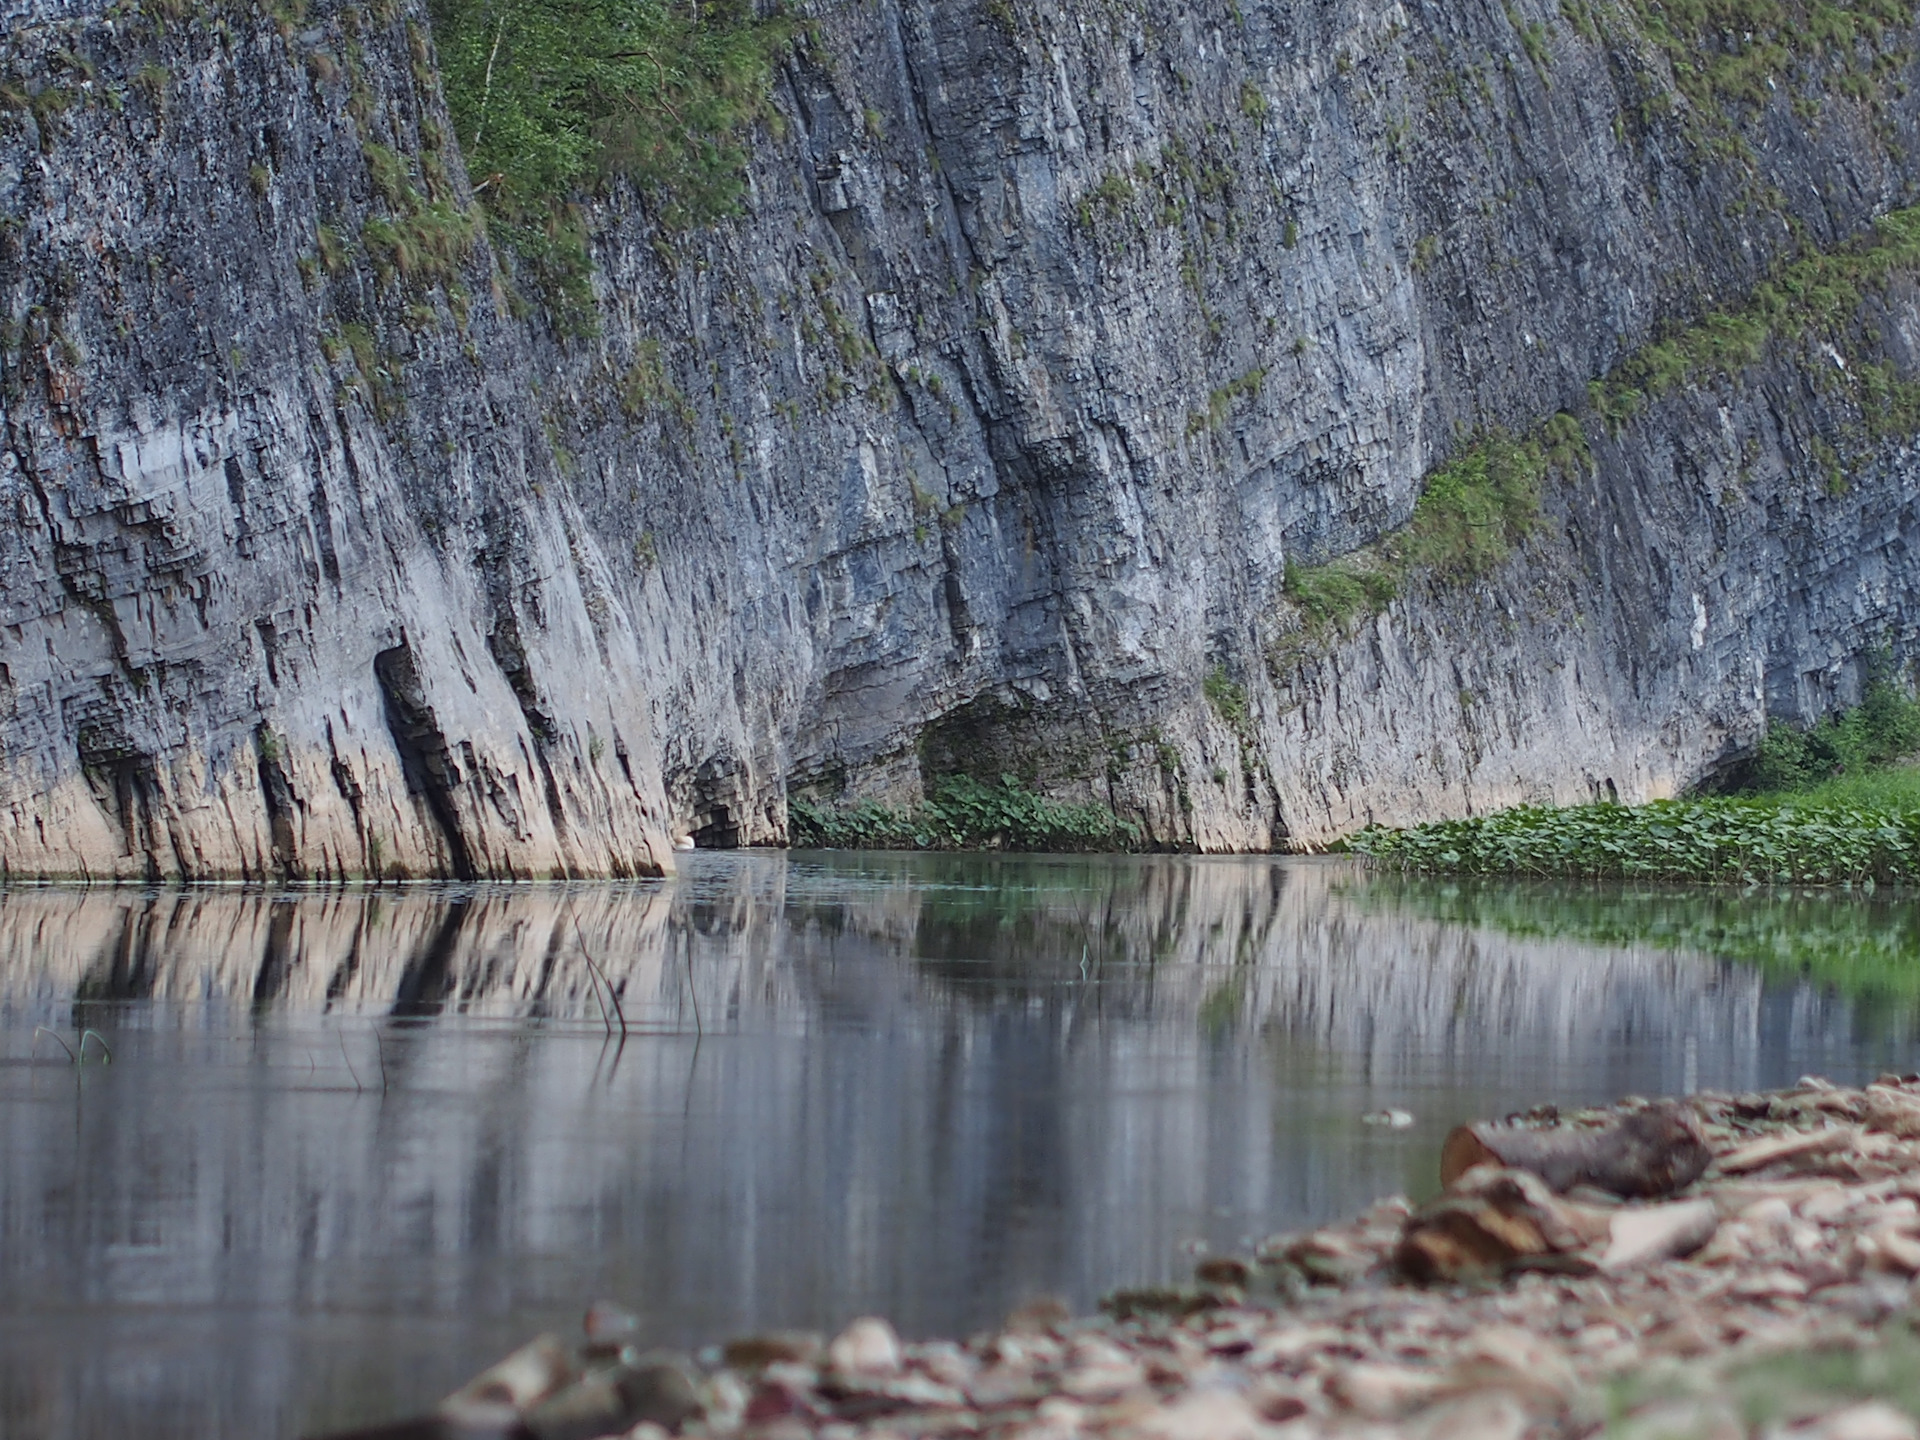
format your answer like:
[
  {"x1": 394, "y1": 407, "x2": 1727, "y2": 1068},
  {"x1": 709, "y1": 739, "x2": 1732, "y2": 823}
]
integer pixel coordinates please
[
  {"x1": 826, "y1": 1316, "x2": 901, "y2": 1376},
  {"x1": 1125, "y1": 1388, "x2": 1269, "y2": 1440},
  {"x1": 1808, "y1": 1402, "x2": 1920, "y2": 1440}
]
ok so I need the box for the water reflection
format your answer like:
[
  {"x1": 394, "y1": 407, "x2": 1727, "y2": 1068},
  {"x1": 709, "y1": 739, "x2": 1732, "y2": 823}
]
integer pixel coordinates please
[{"x1": 0, "y1": 854, "x2": 1911, "y2": 1439}]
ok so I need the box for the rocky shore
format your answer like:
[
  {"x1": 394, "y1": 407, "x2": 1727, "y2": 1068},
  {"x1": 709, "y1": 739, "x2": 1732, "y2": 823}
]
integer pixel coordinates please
[{"x1": 330, "y1": 1077, "x2": 1920, "y2": 1440}]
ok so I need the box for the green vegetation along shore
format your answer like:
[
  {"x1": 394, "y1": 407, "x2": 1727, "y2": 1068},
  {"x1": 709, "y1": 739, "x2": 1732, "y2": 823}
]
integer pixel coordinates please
[
  {"x1": 789, "y1": 775, "x2": 1144, "y2": 853},
  {"x1": 1352, "y1": 671, "x2": 1920, "y2": 885}
]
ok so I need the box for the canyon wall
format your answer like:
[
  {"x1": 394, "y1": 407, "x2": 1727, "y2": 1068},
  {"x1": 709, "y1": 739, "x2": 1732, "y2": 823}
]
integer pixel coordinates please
[{"x1": 6, "y1": 0, "x2": 1920, "y2": 874}]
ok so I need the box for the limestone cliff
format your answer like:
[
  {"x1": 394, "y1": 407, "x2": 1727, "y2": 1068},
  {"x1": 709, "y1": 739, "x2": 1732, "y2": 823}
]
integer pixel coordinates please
[{"x1": 6, "y1": 0, "x2": 1920, "y2": 875}]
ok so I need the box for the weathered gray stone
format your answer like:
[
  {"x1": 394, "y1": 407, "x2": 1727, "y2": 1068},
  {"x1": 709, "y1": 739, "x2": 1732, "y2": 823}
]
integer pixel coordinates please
[{"x1": 9, "y1": 0, "x2": 1920, "y2": 874}]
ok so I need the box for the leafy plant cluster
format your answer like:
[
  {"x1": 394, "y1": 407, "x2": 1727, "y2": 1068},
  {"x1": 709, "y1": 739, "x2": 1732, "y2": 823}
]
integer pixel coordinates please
[
  {"x1": 1281, "y1": 196, "x2": 1920, "y2": 659},
  {"x1": 427, "y1": 0, "x2": 791, "y2": 314},
  {"x1": 1589, "y1": 205, "x2": 1920, "y2": 437},
  {"x1": 789, "y1": 775, "x2": 1145, "y2": 853},
  {"x1": 1354, "y1": 873, "x2": 1920, "y2": 1014},
  {"x1": 1185, "y1": 367, "x2": 1268, "y2": 438},
  {"x1": 1202, "y1": 666, "x2": 1251, "y2": 734},
  {"x1": 1351, "y1": 796, "x2": 1920, "y2": 886},
  {"x1": 1281, "y1": 425, "x2": 1567, "y2": 635},
  {"x1": 358, "y1": 139, "x2": 476, "y2": 290},
  {"x1": 1615, "y1": 0, "x2": 1911, "y2": 115},
  {"x1": 1738, "y1": 668, "x2": 1920, "y2": 792},
  {"x1": 1353, "y1": 667, "x2": 1920, "y2": 884}
]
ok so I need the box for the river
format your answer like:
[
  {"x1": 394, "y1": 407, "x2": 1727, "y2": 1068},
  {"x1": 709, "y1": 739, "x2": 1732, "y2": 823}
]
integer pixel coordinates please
[{"x1": 0, "y1": 853, "x2": 1913, "y2": 1437}]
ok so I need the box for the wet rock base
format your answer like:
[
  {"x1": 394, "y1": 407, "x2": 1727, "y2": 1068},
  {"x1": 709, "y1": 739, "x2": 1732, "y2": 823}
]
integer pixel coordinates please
[{"x1": 318, "y1": 1076, "x2": 1920, "y2": 1440}]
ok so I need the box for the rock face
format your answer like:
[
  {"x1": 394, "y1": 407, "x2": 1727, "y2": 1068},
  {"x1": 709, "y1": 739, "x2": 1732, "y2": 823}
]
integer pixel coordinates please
[
  {"x1": 6, "y1": 0, "x2": 1920, "y2": 874},
  {"x1": 0, "y1": 0, "x2": 674, "y2": 877}
]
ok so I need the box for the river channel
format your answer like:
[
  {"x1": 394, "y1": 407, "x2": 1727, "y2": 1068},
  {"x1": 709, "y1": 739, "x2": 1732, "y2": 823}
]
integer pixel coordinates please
[{"x1": 2, "y1": 853, "x2": 1916, "y2": 1438}]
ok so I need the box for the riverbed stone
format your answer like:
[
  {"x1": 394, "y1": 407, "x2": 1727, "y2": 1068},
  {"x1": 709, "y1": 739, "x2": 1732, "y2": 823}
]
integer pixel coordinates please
[
  {"x1": 350, "y1": 1077, "x2": 1920, "y2": 1440},
  {"x1": 826, "y1": 1320, "x2": 903, "y2": 1378}
]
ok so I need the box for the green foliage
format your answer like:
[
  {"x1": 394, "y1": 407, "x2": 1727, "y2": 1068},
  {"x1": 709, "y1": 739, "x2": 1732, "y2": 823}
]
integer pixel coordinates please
[
  {"x1": 1356, "y1": 667, "x2": 1920, "y2": 885},
  {"x1": 1400, "y1": 429, "x2": 1544, "y2": 580},
  {"x1": 502, "y1": 205, "x2": 597, "y2": 333},
  {"x1": 362, "y1": 201, "x2": 475, "y2": 288},
  {"x1": 1504, "y1": 2, "x2": 1552, "y2": 77},
  {"x1": 1740, "y1": 669, "x2": 1920, "y2": 793},
  {"x1": 324, "y1": 321, "x2": 402, "y2": 420},
  {"x1": 1203, "y1": 666, "x2": 1251, "y2": 734},
  {"x1": 1278, "y1": 424, "x2": 1559, "y2": 651},
  {"x1": 1186, "y1": 367, "x2": 1267, "y2": 436},
  {"x1": 429, "y1": 0, "x2": 791, "y2": 230},
  {"x1": 131, "y1": 63, "x2": 170, "y2": 115},
  {"x1": 1352, "y1": 796, "x2": 1920, "y2": 886},
  {"x1": 1282, "y1": 557, "x2": 1398, "y2": 635},
  {"x1": 617, "y1": 337, "x2": 693, "y2": 424},
  {"x1": 1618, "y1": 0, "x2": 1910, "y2": 117},
  {"x1": 1075, "y1": 169, "x2": 1137, "y2": 226},
  {"x1": 1559, "y1": 0, "x2": 1600, "y2": 43},
  {"x1": 1591, "y1": 205, "x2": 1920, "y2": 434},
  {"x1": 362, "y1": 141, "x2": 413, "y2": 210},
  {"x1": 789, "y1": 775, "x2": 1145, "y2": 853},
  {"x1": 316, "y1": 223, "x2": 350, "y2": 275},
  {"x1": 1759, "y1": 762, "x2": 1920, "y2": 811}
]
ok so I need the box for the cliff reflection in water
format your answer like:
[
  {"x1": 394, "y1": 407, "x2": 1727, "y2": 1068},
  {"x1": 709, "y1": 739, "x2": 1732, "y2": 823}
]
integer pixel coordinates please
[{"x1": 0, "y1": 854, "x2": 1910, "y2": 1440}]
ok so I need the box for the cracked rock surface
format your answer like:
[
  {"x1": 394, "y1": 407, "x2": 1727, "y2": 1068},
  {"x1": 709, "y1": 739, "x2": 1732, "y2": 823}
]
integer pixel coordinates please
[{"x1": 10, "y1": 0, "x2": 1920, "y2": 874}]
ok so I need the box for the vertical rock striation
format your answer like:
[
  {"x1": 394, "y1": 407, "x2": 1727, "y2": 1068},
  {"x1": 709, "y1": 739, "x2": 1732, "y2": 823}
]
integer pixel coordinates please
[
  {"x1": 0, "y1": 0, "x2": 673, "y2": 876},
  {"x1": 7, "y1": 0, "x2": 1920, "y2": 873}
]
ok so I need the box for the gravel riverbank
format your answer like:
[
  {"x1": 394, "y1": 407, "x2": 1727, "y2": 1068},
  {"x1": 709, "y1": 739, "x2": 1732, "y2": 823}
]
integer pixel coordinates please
[{"x1": 331, "y1": 1076, "x2": 1920, "y2": 1440}]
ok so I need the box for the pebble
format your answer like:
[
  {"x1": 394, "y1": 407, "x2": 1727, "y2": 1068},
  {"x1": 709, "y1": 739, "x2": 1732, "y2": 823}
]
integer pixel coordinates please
[
  {"x1": 1362, "y1": 1109, "x2": 1415, "y2": 1129},
  {"x1": 824, "y1": 1317, "x2": 901, "y2": 1377},
  {"x1": 1803, "y1": 1402, "x2": 1920, "y2": 1440},
  {"x1": 323, "y1": 1075, "x2": 1920, "y2": 1440}
]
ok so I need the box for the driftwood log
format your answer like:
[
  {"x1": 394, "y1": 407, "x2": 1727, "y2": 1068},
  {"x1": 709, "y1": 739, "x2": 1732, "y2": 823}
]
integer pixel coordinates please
[{"x1": 1439, "y1": 1101, "x2": 1712, "y2": 1198}]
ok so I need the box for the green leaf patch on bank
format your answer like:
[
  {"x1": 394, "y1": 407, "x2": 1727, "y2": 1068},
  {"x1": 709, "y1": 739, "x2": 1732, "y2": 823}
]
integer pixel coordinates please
[
  {"x1": 790, "y1": 776, "x2": 1144, "y2": 853},
  {"x1": 1351, "y1": 796, "x2": 1920, "y2": 886}
]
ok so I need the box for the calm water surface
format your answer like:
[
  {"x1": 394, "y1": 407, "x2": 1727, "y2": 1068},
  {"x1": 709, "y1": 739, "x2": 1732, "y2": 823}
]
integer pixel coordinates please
[{"x1": 2, "y1": 853, "x2": 1918, "y2": 1438}]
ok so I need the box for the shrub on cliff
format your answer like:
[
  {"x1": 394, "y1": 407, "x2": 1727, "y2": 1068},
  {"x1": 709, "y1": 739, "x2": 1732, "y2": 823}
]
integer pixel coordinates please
[
  {"x1": 428, "y1": 0, "x2": 791, "y2": 316},
  {"x1": 431, "y1": 0, "x2": 789, "y2": 223}
]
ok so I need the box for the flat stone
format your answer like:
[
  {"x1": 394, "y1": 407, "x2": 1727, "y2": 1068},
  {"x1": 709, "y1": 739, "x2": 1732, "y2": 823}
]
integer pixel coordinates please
[
  {"x1": 827, "y1": 1318, "x2": 903, "y2": 1377},
  {"x1": 439, "y1": 1334, "x2": 575, "y2": 1421},
  {"x1": 1116, "y1": 1388, "x2": 1268, "y2": 1440},
  {"x1": 1807, "y1": 1401, "x2": 1920, "y2": 1440},
  {"x1": 1411, "y1": 1392, "x2": 1528, "y2": 1440},
  {"x1": 1727, "y1": 1268, "x2": 1810, "y2": 1300},
  {"x1": 1863, "y1": 1093, "x2": 1920, "y2": 1141},
  {"x1": 1609, "y1": 1398, "x2": 1744, "y2": 1440},
  {"x1": 723, "y1": 1331, "x2": 824, "y2": 1370},
  {"x1": 1601, "y1": 1199, "x2": 1720, "y2": 1271},
  {"x1": 1325, "y1": 1364, "x2": 1448, "y2": 1418}
]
